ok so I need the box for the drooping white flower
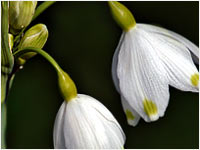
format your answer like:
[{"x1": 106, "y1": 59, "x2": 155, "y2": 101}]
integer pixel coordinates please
[
  {"x1": 14, "y1": 37, "x2": 125, "y2": 148},
  {"x1": 53, "y1": 94, "x2": 125, "y2": 149},
  {"x1": 109, "y1": 2, "x2": 199, "y2": 126}
]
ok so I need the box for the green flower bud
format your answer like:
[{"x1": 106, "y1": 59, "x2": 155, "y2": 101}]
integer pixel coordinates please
[
  {"x1": 18, "y1": 24, "x2": 48, "y2": 60},
  {"x1": 8, "y1": 34, "x2": 14, "y2": 51},
  {"x1": 108, "y1": 1, "x2": 136, "y2": 31},
  {"x1": 9, "y1": 1, "x2": 37, "y2": 34}
]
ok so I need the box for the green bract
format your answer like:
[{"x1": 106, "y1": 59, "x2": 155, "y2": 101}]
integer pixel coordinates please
[
  {"x1": 9, "y1": 1, "x2": 37, "y2": 34},
  {"x1": 108, "y1": 1, "x2": 136, "y2": 31},
  {"x1": 18, "y1": 24, "x2": 48, "y2": 60},
  {"x1": 58, "y1": 70, "x2": 78, "y2": 102}
]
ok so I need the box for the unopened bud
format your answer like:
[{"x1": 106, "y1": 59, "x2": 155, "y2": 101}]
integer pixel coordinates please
[
  {"x1": 18, "y1": 24, "x2": 48, "y2": 60},
  {"x1": 9, "y1": 1, "x2": 37, "y2": 34}
]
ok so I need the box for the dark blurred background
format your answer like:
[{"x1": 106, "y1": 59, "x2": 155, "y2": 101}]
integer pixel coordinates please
[{"x1": 5, "y1": 1, "x2": 199, "y2": 149}]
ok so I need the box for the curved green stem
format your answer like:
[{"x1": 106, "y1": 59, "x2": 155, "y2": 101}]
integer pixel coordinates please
[
  {"x1": 32, "y1": 1, "x2": 56, "y2": 21},
  {"x1": 14, "y1": 47, "x2": 62, "y2": 74},
  {"x1": 13, "y1": 47, "x2": 78, "y2": 102}
]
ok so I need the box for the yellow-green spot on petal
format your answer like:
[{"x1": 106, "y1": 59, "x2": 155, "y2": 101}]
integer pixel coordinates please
[
  {"x1": 191, "y1": 73, "x2": 199, "y2": 87},
  {"x1": 125, "y1": 109, "x2": 135, "y2": 120},
  {"x1": 143, "y1": 99, "x2": 158, "y2": 117}
]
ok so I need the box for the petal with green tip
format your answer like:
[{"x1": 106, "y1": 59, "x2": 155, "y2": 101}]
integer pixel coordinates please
[
  {"x1": 137, "y1": 24, "x2": 199, "y2": 92},
  {"x1": 117, "y1": 28, "x2": 169, "y2": 122},
  {"x1": 121, "y1": 96, "x2": 140, "y2": 126}
]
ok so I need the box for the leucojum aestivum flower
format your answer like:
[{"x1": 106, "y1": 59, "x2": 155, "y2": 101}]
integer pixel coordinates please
[
  {"x1": 2, "y1": 1, "x2": 198, "y2": 149},
  {"x1": 109, "y1": 2, "x2": 199, "y2": 126},
  {"x1": 14, "y1": 48, "x2": 125, "y2": 149},
  {"x1": 6, "y1": 2, "x2": 125, "y2": 148},
  {"x1": 54, "y1": 71, "x2": 125, "y2": 149}
]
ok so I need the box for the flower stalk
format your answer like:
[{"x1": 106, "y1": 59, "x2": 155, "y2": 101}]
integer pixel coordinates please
[
  {"x1": 1, "y1": 1, "x2": 56, "y2": 148},
  {"x1": 1, "y1": 1, "x2": 14, "y2": 103},
  {"x1": 13, "y1": 47, "x2": 77, "y2": 102}
]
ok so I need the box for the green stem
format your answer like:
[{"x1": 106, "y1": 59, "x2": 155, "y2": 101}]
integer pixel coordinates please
[
  {"x1": 1, "y1": 103, "x2": 7, "y2": 149},
  {"x1": 14, "y1": 47, "x2": 62, "y2": 74},
  {"x1": 1, "y1": 1, "x2": 15, "y2": 103},
  {"x1": 13, "y1": 47, "x2": 78, "y2": 101},
  {"x1": 32, "y1": 1, "x2": 56, "y2": 21},
  {"x1": 1, "y1": 2, "x2": 14, "y2": 148}
]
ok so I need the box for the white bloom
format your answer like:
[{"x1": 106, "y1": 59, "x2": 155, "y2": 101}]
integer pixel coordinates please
[
  {"x1": 53, "y1": 94, "x2": 125, "y2": 149},
  {"x1": 112, "y1": 23, "x2": 199, "y2": 126}
]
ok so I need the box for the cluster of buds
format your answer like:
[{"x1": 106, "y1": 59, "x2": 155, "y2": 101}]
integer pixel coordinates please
[{"x1": 9, "y1": 1, "x2": 48, "y2": 66}]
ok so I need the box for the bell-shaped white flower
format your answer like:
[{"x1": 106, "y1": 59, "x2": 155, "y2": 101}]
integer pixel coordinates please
[
  {"x1": 13, "y1": 44, "x2": 125, "y2": 148},
  {"x1": 53, "y1": 94, "x2": 125, "y2": 149},
  {"x1": 109, "y1": 2, "x2": 199, "y2": 126}
]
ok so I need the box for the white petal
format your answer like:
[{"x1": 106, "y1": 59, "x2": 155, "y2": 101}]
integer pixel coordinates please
[
  {"x1": 121, "y1": 95, "x2": 140, "y2": 126},
  {"x1": 150, "y1": 32, "x2": 199, "y2": 92},
  {"x1": 112, "y1": 32, "x2": 125, "y2": 92},
  {"x1": 138, "y1": 23, "x2": 199, "y2": 64},
  {"x1": 112, "y1": 33, "x2": 141, "y2": 126},
  {"x1": 54, "y1": 94, "x2": 125, "y2": 149},
  {"x1": 117, "y1": 27, "x2": 170, "y2": 122},
  {"x1": 53, "y1": 102, "x2": 67, "y2": 149}
]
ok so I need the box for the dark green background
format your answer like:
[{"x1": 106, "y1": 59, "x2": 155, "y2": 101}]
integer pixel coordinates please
[{"x1": 5, "y1": 1, "x2": 199, "y2": 149}]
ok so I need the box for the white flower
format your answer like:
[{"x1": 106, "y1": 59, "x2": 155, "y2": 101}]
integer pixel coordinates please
[
  {"x1": 112, "y1": 23, "x2": 199, "y2": 126},
  {"x1": 109, "y1": 1, "x2": 199, "y2": 126},
  {"x1": 53, "y1": 94, "x2": 125, "y2": 149}
]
